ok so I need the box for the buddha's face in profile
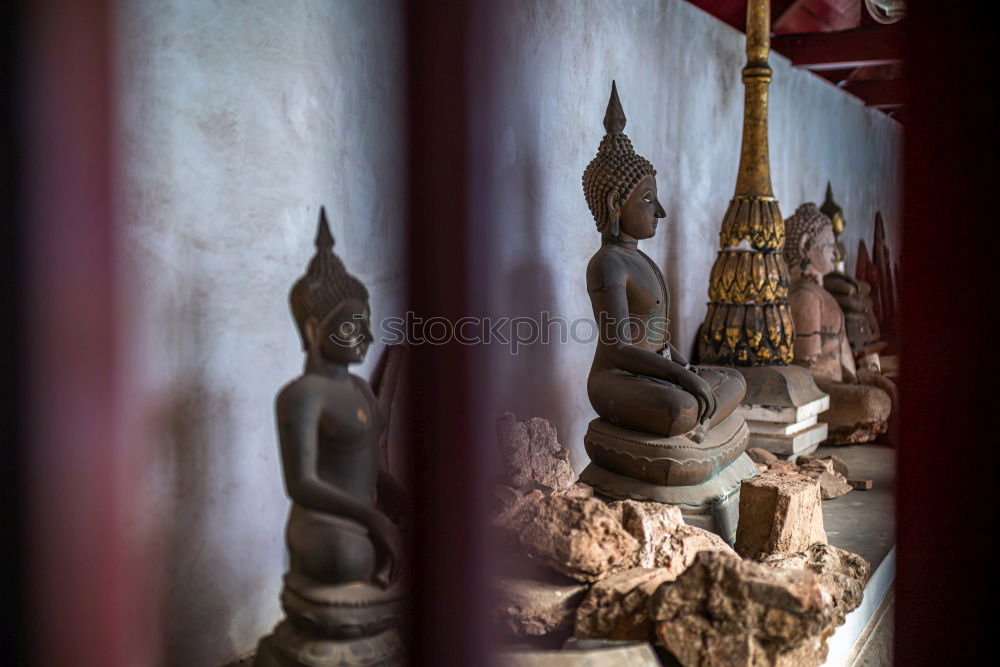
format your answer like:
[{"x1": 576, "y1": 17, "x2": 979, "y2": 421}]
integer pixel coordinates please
[
  {"x1": 804, "y1": 226, "x2": 837, "y2": 276},
  {"x1": 311, "y1": 298, "x2": 372, "y2": 365},
  {"x1": 611, "y1": 174, "x2": 666, "y2": 240}
]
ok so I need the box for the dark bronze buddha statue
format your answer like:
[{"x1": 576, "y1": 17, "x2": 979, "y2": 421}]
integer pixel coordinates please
[
  {"x1": 583, "y1": 82, "x2": 747, "y2": 438},
  {"x1": 255, "y1": 209, "x2": 406, "y2": 667},
  {"x1": 578, "y1": 84, "x2": 754, "y2": 542}
]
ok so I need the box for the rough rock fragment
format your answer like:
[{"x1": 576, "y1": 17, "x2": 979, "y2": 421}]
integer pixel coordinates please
[
  {"x1": 761, "y1": 543, "x2": 870, "y2": 626},
  {"x1": 497, "y1": 412, "x2": 576, "y2": 490},
  {"x1": 552, "y1": 482, "x2": 595, "y2": 499},
  {"x1": 746, "y1": 447, "x2": 779, "y2": 465},
  {"x1": 848, "y1": 478, "x2": 873, "y2": 490},
  {"x1": 650, "y1": 550, "x2": 835, "y2": 667},
  {"x1": 735, "y1": 473, "x2": 826, "y2": 560},
  {"x1": 574, "y1": 568, "x2": 675, "y2": 640},
  {"x1": 769, "y1": 459, "x2": 798, "y2": 472},
  {"x1": 493, "y1": 576, "x2": 588, "y2": 637},
  {"x1": 613, "y1": 500, "x2": 736, "y2": 573},
  {"x1": 616, "y1": 501, "x2": 683, "y2": 569},
  {"x1": 815, "y1": 472, "x2": 853, "y2": 500},
  {"x1": 795, "y1": 458, "x2": 852, "y2": 500},
  {"x1": 512, "y1": 495, "x2": 640, "y2": 582},
  {"x1": 797, "y1": 454, "x2": 850, "y2": 478}
]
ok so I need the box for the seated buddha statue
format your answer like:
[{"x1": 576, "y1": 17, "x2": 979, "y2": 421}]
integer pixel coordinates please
[
  {"x1": 784, "y1": 203, "x2": 894, "y2": 444},
  {"x1": 578, "y1": 83, "x2": 754, "y2": 542},
  {"x1": 819, "y1": 183, "x2": 882, "y2": 353},
  {"x1": 255, "y1": 209, "x2": 406, "y2": 667}
]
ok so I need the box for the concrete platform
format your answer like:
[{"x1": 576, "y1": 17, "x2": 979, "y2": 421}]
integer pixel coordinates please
[{"x1": 817, "y1": 444, "x2": 895, "y2": 666}]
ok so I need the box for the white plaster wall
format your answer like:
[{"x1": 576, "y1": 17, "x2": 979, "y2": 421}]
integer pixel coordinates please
[
  {"x1": 115, "y1": 1, "x2": 406, "y2": 664},
  {"x1": 470, "y1": 0, "x2": 902, "y2": 472}
]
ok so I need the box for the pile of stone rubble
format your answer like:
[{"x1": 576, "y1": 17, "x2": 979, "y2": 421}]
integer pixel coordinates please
[
  {"x1": 491, "y1": 412, "x2": 871, "y2": 667},
  {"x1": 745, "y1": 447, "x2": 874, "y2": 499}
]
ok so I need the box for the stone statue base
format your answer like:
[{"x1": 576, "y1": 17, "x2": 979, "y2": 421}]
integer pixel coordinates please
[
  {"x1": 255, "y1": 622, "x2": 402, "y2": 667},
  {"x1": 254, "y1": 575, "x2": 405, "y2": 667},
  {"x1": 814, "y1": 377, "x2": 890, "y2": 444},
  {"x1": 580, "y1": 454, "x2": 756, "y2": 544},
  {"x1": 583, "y1": 411, "x2": 749, "y2": 487},
  {"x1": 736, "y1": 366, "x2": 830, "y2": 456}
]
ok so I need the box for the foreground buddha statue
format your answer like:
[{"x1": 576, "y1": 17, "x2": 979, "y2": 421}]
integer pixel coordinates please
[
  {"x1": 784, "y1": 203, "x2": 894, "y2": 444},
  {"x1": 819, "y1": 183, "x2": 882, "y2": 352},
  {"x1": 578, "y1": 83, "x2": 755, "y2": 542},
  {"x1": 255, "y1": 209, "x2": 406, "y2": 667}
]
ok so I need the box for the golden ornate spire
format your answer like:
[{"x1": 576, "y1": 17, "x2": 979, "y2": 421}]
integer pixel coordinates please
[{"x1": 698, "y1": 0, "x2": 794, "y2": 366}]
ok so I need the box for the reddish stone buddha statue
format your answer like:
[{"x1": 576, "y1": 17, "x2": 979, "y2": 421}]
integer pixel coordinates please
[{"x1": 784, "y1": 203, "x2": 894, "y2": 444}]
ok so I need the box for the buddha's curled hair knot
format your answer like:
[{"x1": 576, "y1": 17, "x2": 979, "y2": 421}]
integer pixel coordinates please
[
  {"x1": 289, "y1": 207, "x2": 369, "y2": 349},
  {"x1": 783, "y1": 202, "x2": 832, "y2": 271},
  {"x1": 582, "y1": 82, "x2": 657, "y2": 234}
]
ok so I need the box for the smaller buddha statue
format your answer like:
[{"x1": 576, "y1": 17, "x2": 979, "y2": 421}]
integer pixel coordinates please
[
  {"x1": 577, "y1": 83, "x2": 755, "y2": 542},
  {"x1": 784, "y1": 203, "x2": 894, "y2": 444},
  {"x1": 255, "y1": 209, "x2": 406, "y2": 667},
  {"x1": 819, "y1": 183, "x2": 881, "y2": 352}
]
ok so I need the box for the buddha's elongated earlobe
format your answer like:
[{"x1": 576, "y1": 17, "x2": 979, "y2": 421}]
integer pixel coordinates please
[{"x1": 304, "y1": 317, "x2": 322, "y2": 362}]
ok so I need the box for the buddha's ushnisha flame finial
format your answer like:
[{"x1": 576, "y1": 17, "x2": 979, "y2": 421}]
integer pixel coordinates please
[
  {"x1": 825, "y1": 181, "x2": 834, "y2": 204},
  {"x1": 315, "y1": 206, "x2": 334, "y2": 252},
  {"x1": 603, "y1": 80, "x2": 627, "y2": 135}
]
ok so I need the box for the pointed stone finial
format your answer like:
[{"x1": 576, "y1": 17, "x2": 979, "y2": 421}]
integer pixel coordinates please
[
  {"x1": 603, "y1": 81, "x2": 627, "y2": 135},
  {"x1": 824, "y1": 182, "x2": 834, "y2": 204},
  {"x1": 315, "y1": 206, "x2": 334, "y2": 252}
]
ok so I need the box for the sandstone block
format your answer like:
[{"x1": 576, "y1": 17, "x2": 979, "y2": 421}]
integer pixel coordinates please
[
  {"x1": 497, "y1": 412, "x2": 576, "y2": 490},
  {"x1": 735, "y1": 473, "x2": 826, "y2": 559},
  {"x1": 650, "y1": 550, "x2": 835, "y2": 667}
]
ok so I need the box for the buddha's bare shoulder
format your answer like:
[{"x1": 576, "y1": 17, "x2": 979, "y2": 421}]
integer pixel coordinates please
[
  {"x1": 790, "y1": 279, "x2": 826, "y2": 302},
  {"x1": 587, "y1": 244, "x2": 630, "y2": 291},
  {"x1": 276, "y1": 374, "x2": 333, "y2": 414}
]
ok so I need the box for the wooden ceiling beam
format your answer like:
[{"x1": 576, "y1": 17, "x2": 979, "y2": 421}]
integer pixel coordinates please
[
  {"x1": 771, "y1": 24, "x2": 903, "y2": 70},
  {"x1": 843, "y1": 78, "x2": 905, "y2": 106}
]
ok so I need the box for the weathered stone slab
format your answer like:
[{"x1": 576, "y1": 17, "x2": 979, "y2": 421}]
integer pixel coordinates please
[
  {"x1": 747, "y1": 421, "x2": 828, "y2": 456},
  {"x1": 650, "y1": 550, "x2": 835, "y2": 667},
  {"x1": 497, "y1": 412, "x2": 576, "y2": 491},
  {"x1": 738, "y1": 394, "x2": 830, "y2": 424},
  {"x1": 509, "y1": 495, "x2": 640, "y2": 582},
  {"x1": 761, "y1": 543, "x2": 870, "y2": 627},
  {"x1": 746, "y1": 414, "x2": 818, "y2": 435},
  {"x1": 494, "y1": 577, "x2": 588, "y2": 637},
  {"x1": 735, "y1": 473, "x2": 826, "y2": 560},
  {"x1": 574, "y1": 567, "x2": 674, "y2": 640}
]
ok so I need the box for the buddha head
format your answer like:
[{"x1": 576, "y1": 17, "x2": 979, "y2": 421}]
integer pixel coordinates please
[
  {"x1": 290, "y1": 207, "x2": 372, "y2": 365},
  {"x1": 583, "y1": 82, "x2": 665, "y2": 239},
  {"x1": 783, "y1": 202, "x2": 837, "y2": 279}
]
